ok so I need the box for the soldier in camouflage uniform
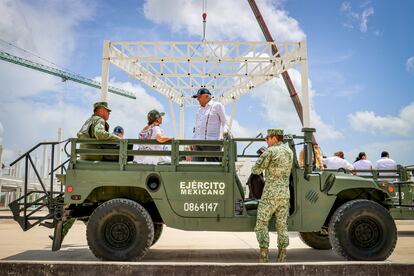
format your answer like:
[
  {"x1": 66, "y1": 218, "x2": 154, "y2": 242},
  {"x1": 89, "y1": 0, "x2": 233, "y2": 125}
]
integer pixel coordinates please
[
  {"x1": 51, "y1": 102, "x2": 119, "y2": 243},
  {"x1": 77, "y1": 101, "x2": 120, "y2": 160},
  {"x1": 252, "y1": 128, "x2": 293, "y2": 263}
]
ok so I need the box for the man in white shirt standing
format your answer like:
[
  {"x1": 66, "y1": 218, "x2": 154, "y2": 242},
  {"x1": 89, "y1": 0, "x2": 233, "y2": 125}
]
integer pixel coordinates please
[
  {"x1": 323, "y1": 151, "x2": 354, "y2": 171},
  {"x1": 374, "y1": 151, "x2": 397, "y2": 179},
  {"x1": 192, "y1": 88, "x2": 229, "y2": 162}
]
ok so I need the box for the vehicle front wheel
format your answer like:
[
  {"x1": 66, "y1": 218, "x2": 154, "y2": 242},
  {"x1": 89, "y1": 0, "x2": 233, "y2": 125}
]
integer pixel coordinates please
[
  {"x1": 87, "y1": 198, "x2": 154, "y2": 261},
  {"x1": 329, "y1": 199, "x2": 397, "y2": 261},
  {"x1": 299, "y1": 230, "x2": 332, "y2": 250}
]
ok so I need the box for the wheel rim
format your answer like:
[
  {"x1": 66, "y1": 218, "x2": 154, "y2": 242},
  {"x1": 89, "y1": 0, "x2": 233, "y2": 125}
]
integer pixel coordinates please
[
  {"x1": 350, "y1": 217, "x2": 381, "y2": 249},
  {"x1": 104, "y1": 215, "x2": 136, "y2": 249}
]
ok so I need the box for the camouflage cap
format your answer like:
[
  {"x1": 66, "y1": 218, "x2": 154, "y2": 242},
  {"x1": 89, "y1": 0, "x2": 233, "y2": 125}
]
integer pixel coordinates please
[
  {"x1": 93, "y1": 101, "x2": 111, "y2": 112},
  {"x1": 266, "y1": 128, "x2": 284, "y2": 137},
  {"x1": 147, "y1": 109, "x2": 165, "y2": 121}
]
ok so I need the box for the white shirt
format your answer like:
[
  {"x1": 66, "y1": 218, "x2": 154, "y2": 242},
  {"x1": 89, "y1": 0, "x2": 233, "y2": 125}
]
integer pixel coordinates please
[
  {"x1": 323, "y1": 156, "x2": 354, "y2": 170},
  {"x1": 353, "y1": 159, "x2": 373, "y2": 176},
  {"x1": 135, "y1": 125, "x2": 170, "y2": 164},
  {"x1": 374, "y1": 157, "x2": 397, "y2": 179},
  {"x1": 193, "y1": 100, "x2": 229, "y2": 140},
  {"x1": 374, "y1": 157, "x2": 397, "y2": 170}
]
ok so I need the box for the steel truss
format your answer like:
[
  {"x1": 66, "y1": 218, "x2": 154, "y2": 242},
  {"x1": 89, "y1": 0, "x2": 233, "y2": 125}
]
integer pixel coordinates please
[{"x1": 100, "y1": 40, "x2": 310, "y2": 137}]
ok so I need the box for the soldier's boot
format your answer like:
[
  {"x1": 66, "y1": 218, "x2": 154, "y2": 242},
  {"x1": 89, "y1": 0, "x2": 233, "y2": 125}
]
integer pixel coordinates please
[
  {"x1": 277, "y1": 248, "x2": 287, "y2": 262},
  {"x1": 259, "y1": 247, "x2": 269, "y2": 263}
]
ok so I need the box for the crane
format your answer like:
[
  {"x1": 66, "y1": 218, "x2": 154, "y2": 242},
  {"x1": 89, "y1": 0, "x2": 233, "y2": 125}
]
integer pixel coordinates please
[
  {"x1": 248, "y1": 0, "x2": 306, "y2": 127},
  {"x1": 0, "y1": 49, "x2": 135, "y2": 99}
]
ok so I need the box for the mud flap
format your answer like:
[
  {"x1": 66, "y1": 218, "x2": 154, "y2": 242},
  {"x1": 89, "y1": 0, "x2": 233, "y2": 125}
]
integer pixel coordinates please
[{"x1": 52, "y1": 220, "x2": 63, "y2": 251}]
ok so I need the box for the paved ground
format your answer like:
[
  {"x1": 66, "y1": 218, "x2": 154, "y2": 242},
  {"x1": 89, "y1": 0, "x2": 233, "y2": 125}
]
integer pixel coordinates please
[{"x1": 1, "y1": 218, "x2": 413, "y2": 263}]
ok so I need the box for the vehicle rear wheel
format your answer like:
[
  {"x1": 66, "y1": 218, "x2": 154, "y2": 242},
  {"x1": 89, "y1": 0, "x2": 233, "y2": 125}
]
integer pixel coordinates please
[
  {"x1": 87, "y1": 198, "x2": 154, "y2": 261},
  {"x1": 329, "y1": 199, "x2": 397, "y2": 261},
  {"x1": 152, "y1": 223, "x2": 163, "y2": 246},
  {"x1": 299, "y1": 230, "x2": 332, "y2": 250}
]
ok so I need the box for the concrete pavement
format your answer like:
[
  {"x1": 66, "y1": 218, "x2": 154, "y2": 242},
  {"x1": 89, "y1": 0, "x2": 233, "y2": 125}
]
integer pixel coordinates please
[{"x1": 1, "y1": 219, "x2": 414, "y2": 263}]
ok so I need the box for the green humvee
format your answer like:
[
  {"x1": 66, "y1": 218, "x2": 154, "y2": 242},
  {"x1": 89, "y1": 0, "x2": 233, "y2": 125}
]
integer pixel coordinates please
[{"x1": 9, "y1": 128, "x2": 414, "y2": 261}]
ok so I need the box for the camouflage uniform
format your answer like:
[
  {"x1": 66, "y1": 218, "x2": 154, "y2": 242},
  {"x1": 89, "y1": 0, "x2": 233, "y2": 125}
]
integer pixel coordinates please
[
  {"x1": 61, "y1": 102, "x2": 117, "y2": 240},
  {"x1": 252, "y1": 129, "x2": 293, "y2": 254},
  {"x1": 77, "y1": 102, "x2": 119, "y2": 161}
]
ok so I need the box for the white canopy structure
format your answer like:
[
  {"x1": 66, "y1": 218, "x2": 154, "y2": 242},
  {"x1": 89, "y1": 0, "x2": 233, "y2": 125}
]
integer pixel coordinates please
[{"x1": 100, "y1": 40, "x2": 310, "y2": 138}]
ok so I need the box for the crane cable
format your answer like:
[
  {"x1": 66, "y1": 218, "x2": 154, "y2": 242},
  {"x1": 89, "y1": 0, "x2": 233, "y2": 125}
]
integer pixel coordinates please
[{"x1": 202, "y1": 0, "x2": 207, "y2": 41}]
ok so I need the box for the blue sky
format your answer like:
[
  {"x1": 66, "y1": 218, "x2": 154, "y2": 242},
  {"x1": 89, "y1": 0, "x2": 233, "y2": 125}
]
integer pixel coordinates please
[{"x1": 0, "y1": 0, "x2": 413, "y2": 165}]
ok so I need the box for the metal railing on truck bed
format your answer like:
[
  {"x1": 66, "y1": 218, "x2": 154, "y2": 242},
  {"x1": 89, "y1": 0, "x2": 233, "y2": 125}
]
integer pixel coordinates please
[
  {"x1": 69, "y1": 138, "x2": 232, "y2": 171},
  {"x1": 325, "y1": 165, "x2": 414, "y2": 208}
]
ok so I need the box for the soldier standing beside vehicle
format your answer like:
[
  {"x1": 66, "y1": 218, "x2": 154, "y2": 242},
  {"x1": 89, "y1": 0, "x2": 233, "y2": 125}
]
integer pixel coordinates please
[{"x1": 252, "y1": 129, "x2": 293, "y2": 263}]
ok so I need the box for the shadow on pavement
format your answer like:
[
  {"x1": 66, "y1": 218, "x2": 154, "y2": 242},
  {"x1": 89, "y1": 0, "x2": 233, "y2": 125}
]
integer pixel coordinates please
[
  {"x1": 397, "y1": 231, "x2": 414, "y2": 237},
  {"x1": 2, "y1": 248, "x2": 344, "y2": 263}
]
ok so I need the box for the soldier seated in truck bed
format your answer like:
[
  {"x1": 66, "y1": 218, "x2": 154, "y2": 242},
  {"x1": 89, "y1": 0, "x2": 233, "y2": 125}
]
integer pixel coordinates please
[{"x1": 77, "y1": 101, "x2": 120, "y2": 161}]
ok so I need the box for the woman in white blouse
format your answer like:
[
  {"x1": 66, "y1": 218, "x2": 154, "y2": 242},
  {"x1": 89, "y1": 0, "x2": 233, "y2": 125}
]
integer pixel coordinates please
[
  {"x1": 353, "y1": 152, "x2": 373, "y2": 176},
  {"x1": 135, "y1": 109, "x2": 172, "y2": 164}
]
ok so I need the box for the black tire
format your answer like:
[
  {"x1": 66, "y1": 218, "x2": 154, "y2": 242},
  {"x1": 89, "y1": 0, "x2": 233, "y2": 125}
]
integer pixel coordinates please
[
  {"x1": 152, "y1": 223, "x2": 163, "y2": 246},
  {"x1": 87, "y1": 198, "x2": 154, "y2": 261},
  {"x1": 52, "y1": 220, "x2": 63, "y2": 252},
  {"x1": 329, "y1": 199, "x2": 397, "y2": 261},
  {"x1": 299, "y1": 231, "x2": 332, "y2": 250}
]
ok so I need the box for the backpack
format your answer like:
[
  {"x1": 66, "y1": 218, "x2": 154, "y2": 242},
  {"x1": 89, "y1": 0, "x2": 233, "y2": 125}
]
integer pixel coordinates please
[{"x1": 246, "y1": 173, "x2": 265, "y2": 199}]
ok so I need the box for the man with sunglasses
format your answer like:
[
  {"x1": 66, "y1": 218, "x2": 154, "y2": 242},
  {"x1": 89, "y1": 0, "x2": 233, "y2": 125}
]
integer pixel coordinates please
[{"x1": 252, "y1": 129, "x2": 293, "y2": 263}]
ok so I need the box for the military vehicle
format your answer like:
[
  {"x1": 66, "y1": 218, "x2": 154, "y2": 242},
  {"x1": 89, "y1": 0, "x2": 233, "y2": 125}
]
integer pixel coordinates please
[{"x1": 8, "y1": 128, "x2": 414, "y2": 261}]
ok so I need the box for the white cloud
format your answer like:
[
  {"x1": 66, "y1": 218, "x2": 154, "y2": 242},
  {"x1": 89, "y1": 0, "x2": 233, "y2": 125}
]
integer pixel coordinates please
[
  {"x1": 0, "y1": 0, "x2": 95, "y2": 98},
  {"x1": 142, "y1": 0, "x2": 344, "y2": 142},
  {"x1": 348, "y1": 102, "x2": 414, "y2": 136},
  {"x1": 0, "y1": 80, "x2": 164, "y2": 163},
  {"x1": 359, "y1": 7, "x2": 374, "y2": 32},
  {"x1": 340, "y1": 1, "x2": 374, "y2": 33},
  {"x1": 230, "y1": 119, "x2": 254, "y2": 138},
  {"x1": 104, "y1": 80, "x2": 165, "y2": 138},
  {"x1": 0, "y1": 1, "x2": 167, "y2": 163},
  {"x1": 143, "y1": 0, "x2": 305, "y2": 41},
  {"x1": 406, "y1": 56, "x2": 414, "y2": 73},
  {"x1": 0, "y1": 0, "x2": 94, "y2": 162},
  {"x1": 251, "y1": 69, "x2": 343, "y2": 141}
]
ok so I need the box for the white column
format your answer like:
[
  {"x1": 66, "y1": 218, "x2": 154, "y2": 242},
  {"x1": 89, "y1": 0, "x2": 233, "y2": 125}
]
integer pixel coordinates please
[
  {"x1": 228, "y1": 100, "x2": 238, "y2": 132},
  {"x1": 101, "y1": 40, "x2": 111, "y2": 102},
  {"x1": 300, "y1": 41, "x2": 311, "y2": 128},
  {"x1": 41, "y1": 143, "x2": 46, "y2": 178},
  {"x1": 0, "y1": 145, "x2": 3, "y2": 170},
  {"x1": 47, "y1": 156, "x2": 51, "y2": 181},
  {"x1": 34, "y1": 154, "x2": 38, "y2": 181},
  {"x1": 57, "y1": 128, "x2": 62, "y2": 167},
  {"x1": 168, "y1": 99, "x2": 178, "y2": 137},
  {"x1": 16, "y1": 152, "x2": 21, "y2": 178},
  {"x1": 179, "y1": 104, "x2": 185, "y2": 139}
]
